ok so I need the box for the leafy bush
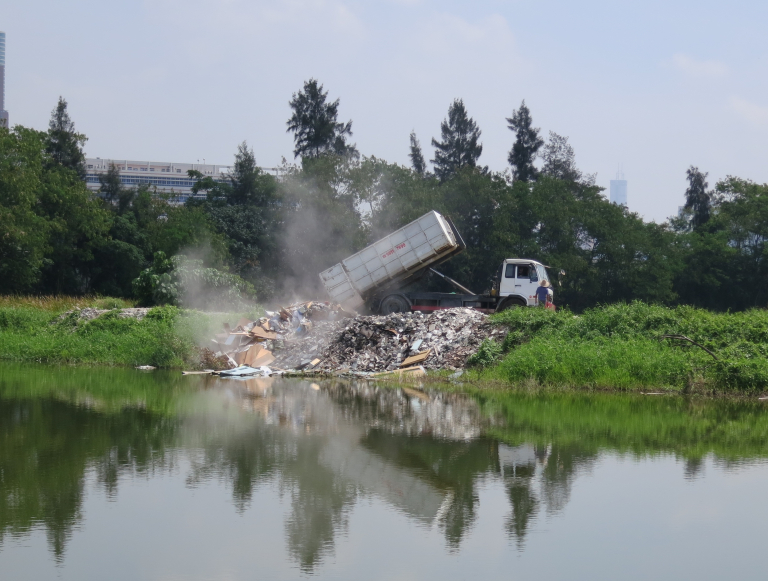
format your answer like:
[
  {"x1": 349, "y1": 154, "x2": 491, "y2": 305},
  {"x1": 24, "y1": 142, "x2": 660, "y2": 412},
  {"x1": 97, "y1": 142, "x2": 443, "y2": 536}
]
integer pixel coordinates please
[
  {"x1": 485, "y1": 301, "x2": 768, "y2": 391},
  {"x1": 133, "y1": 252, "x2": 256, "y2": 309},
  {"x1": 467, "y1": 339, "x2": 503, "y2": 368}
]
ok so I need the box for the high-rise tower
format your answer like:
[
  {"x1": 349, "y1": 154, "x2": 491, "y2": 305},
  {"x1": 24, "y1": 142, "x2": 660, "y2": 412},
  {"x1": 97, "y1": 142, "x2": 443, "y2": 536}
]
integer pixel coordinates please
[
  {"x1": 0, "y1": 31, "x2": 8, "y2": 128},
  {"x1": 610, "y1": 168, "x2": 627, "y2": 207}
]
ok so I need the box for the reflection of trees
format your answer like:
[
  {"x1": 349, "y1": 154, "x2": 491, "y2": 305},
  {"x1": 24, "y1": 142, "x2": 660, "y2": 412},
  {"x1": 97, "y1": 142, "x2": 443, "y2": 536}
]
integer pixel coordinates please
[
  {"x1": 539, "y1": 445, "x2": 596, "y2": 516},
  {"x1": 284, "y1": 438, "x2": 355, "y2": 573},
  {"x1": 505, "y1": 464, "x2": 539, "y2": 548},
  {"x1": 0, "y1": 398, "x2": 178, "y2": 561},
  {"x1": 361, "y1": 430, "x2": 498, "y2": 550},
  {"x1": 499, "y1": 443, "x2": 597, "y2": 548}
]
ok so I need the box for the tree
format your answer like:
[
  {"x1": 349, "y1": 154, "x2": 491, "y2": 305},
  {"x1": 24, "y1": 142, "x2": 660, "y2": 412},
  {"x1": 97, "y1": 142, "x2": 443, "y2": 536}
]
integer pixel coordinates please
[
  {"x1": 684, "y1": 166, "x2": 711, "y2": 229},
  {"x1": 45, "y1": 97, "x2": 87, "y2": 179},
  {"x1": 507, "y1": 100, "x2": 543, "y2": 183},
  {"x1": 408, "y1": 131, "x2": 427, "y2": 176},
  {"x1": 0, "y1": 127, "x2": 50, "y2": 292},
  {"x1": 228, "y1": 141, "x2": 277, "y2": 207},
  {"x1": 541, "y1": 132, "x2": 582, "y2": 183},
  {"x1": 98, "y1": 163, "x2": 124, "y2": 205},
  {"x1": 286, "y1": 79, "x2": 357, "y2": 159},
  {"x1": 431, "y1": 99, "x2": 483, "y2": 182}
]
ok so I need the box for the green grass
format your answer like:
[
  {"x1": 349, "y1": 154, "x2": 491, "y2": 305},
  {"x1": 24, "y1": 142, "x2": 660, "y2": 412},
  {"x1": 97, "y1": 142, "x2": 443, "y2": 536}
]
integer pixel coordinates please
[
  {"x1": 0, "y1": 302, "x2": 263, "y2": 369},
  {"x1": 470, "y1": 302, "x2": 768, "y2": 392},
  {"x1": 0, "y1": 295, "x2": 137, "y2": 311}
]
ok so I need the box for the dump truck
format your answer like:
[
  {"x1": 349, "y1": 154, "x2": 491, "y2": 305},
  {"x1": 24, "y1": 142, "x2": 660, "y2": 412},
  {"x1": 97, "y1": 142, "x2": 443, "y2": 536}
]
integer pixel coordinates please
[{"x1": 318, "y1": 210, "x2": 554, "y2": 314}]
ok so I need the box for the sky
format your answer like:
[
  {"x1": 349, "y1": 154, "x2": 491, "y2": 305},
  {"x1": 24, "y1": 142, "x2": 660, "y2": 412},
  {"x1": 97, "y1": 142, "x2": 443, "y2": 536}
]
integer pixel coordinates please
[{"x1": 2, "y1": 0, "x2": 767, "y2": 222}]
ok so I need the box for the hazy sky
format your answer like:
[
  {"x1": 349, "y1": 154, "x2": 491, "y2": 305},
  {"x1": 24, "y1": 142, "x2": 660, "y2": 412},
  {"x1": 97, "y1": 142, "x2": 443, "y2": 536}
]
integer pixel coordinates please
[{"x1": 3, "y1": 0, "x2": 767, "y2": 222}]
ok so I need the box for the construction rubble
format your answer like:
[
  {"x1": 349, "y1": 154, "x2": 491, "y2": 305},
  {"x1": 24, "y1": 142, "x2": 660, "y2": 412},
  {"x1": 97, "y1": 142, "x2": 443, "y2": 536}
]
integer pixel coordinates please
[{"x1": 193, "y1": 301, "x2": 502, "y2": 379}]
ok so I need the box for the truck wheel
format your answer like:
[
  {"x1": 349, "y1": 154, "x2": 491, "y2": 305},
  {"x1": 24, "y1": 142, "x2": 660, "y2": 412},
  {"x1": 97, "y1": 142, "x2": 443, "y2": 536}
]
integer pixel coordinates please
[
  {"x1": 496, "y1": 298, "x2": 525, "y2": 313},
  {"x1": 380, "y1": 294, "x2": 411, "y2": 314}
]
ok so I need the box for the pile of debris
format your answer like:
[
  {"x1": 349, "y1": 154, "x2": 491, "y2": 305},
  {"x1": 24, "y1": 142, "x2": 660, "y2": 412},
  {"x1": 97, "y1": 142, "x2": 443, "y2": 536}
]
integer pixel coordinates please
[
  {"x1": 315, "y1": 308, "x2": 496, "y2": 374},
  {"x1": 197, "y1": 303, "x2": 501, "y2": 377},
  {"x1": 203, "y1": 301, "x2": 353, "y2": 373}
]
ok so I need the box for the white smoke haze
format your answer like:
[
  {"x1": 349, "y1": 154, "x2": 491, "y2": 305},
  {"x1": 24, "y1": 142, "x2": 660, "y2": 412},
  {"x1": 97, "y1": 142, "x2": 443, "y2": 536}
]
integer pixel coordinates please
[
  {"x1": 273, "y1": 164, "x2": 369, "y2": 307},
  {"x1": 173, "y1": 243, "x2": 259, "y2": 313}
]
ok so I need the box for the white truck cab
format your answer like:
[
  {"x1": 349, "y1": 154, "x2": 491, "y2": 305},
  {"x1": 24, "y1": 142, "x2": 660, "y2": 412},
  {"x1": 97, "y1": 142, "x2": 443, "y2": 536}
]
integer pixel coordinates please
[{"x1": 498, "y1": 259, "x2": 551, "y2": 307}]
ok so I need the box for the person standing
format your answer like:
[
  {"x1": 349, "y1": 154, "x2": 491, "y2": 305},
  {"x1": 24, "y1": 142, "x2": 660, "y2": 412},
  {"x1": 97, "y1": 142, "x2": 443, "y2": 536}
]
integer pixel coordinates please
[{"x1": 535, "y1": 280, "x2": 552, "y2": 306}]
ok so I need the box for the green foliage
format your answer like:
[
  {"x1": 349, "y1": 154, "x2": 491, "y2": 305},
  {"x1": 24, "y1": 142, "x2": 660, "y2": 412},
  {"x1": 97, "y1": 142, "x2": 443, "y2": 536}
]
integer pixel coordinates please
[
  {"x1": 684, "y1": 165, "x2": 711, "y2": 230},
  {"x1": 0, "y1": 127, "x2": 50, "y2": 292},
  {"x1": 91, "y1": 297, "x2": 134, "y2": 310},
  {"x1": 287, "y1": 78, "x2": 357, "y2": 159},
  {"x1": 4, "y1": 92, "x2": 768, "y2": 319},
  {"x1": 408, "y1": 131, "x2": 427, "y2": 176},
  {"x1": 540, "y1": 132, "x2": 587, "y2": 183},
  {"x1": 98, "y1": 162, "x2": 124, "y2": 204},
  {"x1": 45, "y1": 97, "x2": 87, "y2": 179},
  {"x1": 431, "y1": 99, "x2": 483, "y2": 181},
  {"x1": 133, "y1": 252, "x2": 256, "y2": 309},
  {"x1": 0, "y1": 304, "x2": 246, "y2": 368},
  {"x1": 485, "y1": 302, "x2": 768, "y2": 391},
  {"x1": 506, "y1": 100, "x2": 543, "y2": 183},
  {"x1": 467, "y1": 339, "x2": 503, "y2": 368}
]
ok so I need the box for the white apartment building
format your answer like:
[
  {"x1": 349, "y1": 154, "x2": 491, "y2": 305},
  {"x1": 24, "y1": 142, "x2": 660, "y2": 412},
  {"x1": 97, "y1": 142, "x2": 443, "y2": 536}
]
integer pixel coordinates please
[{"x1": 84, "y1": 159, "x2": 230, "y2": 202}]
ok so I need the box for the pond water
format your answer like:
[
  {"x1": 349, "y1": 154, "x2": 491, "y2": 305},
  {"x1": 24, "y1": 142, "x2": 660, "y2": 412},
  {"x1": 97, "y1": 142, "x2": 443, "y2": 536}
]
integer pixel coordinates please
[{"x1": 1, "y1": 364, "x2": 767, "y2": 580}]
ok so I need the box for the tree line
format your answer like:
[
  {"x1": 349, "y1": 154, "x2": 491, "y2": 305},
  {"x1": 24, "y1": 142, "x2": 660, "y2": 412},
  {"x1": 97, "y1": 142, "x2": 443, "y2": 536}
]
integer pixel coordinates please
[{"x1": 1, "y1": 85, "x2": 766, "y2": 311}]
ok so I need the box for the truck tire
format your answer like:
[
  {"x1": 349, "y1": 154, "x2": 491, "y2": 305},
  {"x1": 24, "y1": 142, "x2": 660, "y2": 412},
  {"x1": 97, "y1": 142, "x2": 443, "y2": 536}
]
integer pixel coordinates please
[
  {"x1": 380, "y1": 294, "x2": 411, "y2": 314},
  {"x1": 495, "y1": 297, "x2": 526, "y2": 313}
]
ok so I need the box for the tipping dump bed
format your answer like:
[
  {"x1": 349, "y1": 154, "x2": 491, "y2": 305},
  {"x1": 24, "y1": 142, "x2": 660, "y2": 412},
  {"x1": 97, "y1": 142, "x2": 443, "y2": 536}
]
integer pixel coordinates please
[{"x1": 319, "y1": 211, "x2": 461, "y2": 310}]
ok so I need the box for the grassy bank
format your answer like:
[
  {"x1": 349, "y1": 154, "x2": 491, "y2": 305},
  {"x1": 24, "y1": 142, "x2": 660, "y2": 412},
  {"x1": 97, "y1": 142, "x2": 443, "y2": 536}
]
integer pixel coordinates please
[
  {"x1": 0, "y1": 298, "x2": 253, "y2": 368},
  {"x1": 467, "y1": 302, "x2": 768, "y2": 393}
]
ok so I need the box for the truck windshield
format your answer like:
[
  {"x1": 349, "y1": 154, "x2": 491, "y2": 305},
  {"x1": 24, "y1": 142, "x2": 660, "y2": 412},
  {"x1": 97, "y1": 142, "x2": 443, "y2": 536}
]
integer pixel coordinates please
[{"x1": 536, "y1": 264, "x2": 550, "y2": 282}]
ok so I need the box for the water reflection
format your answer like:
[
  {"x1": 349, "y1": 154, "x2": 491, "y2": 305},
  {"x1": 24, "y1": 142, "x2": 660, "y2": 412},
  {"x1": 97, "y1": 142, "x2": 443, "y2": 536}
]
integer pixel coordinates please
[{"x1": 2, "y1": 364, "x2": 768, "y2": 575}]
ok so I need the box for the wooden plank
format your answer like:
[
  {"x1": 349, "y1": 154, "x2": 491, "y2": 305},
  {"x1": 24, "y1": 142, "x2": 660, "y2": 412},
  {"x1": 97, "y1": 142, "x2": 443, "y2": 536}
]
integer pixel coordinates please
[
  {"x1": 370, "y1": 365, "x2": 426, "y2": 378},
  {"x1": 243, "y1": 344, "x2": 265, "y2": 367},
  {"x1": 251, "y1": 327, "x2": 277, "y2": 340},
  {"x1": 234, "y1": 349, "x2": 249, "y2": 365},
  {"x1": 251, "y1": 351, "x2": 276, "y2": 368},
  {"x1": 244, "y1": 344, "x2": 276, "y2": 368},
  {"x1": 400, "y1": 349, "x2": 431, "y2": 367}
]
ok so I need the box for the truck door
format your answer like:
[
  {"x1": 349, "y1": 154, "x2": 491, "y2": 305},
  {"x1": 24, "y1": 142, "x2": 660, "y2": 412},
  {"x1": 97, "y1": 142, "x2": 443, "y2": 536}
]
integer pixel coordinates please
[
  {"x1": 515, "y1": 264, "x2": 538, "y2": 301},
  {"x1": 499, "y1": 263, "x2": 517, "y2": 296}
]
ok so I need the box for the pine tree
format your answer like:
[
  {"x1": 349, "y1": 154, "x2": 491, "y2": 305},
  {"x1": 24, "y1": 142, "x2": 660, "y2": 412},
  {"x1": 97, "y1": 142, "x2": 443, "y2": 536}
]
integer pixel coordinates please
[
  {"x1": 228, "y1": 141, "x2": 277, "y2": 207},
  {"x1": 506, "y1": 100, "x2": 543, "y2": 183},
  {"x1": 46, "y1": 97, "x2": 87, "y2": 179},
  {"x1": 430, "y1": 99, "x2": 482, "y2": 181},
  {"x1": 99, "y1": 163, "x2": 124, "y2": 205},
  {"x1": 685, "y1": 166, "x2": 711, "y2": 229},
  {"x1": 540, "y1": 132, "x2": 582, "y2": 182},
  {"x1": 286, "y1": 79, "x2": 358, "y2": 159},
  {"x1": 408, "y1": 131, "x2": 427, "y2": 176}
]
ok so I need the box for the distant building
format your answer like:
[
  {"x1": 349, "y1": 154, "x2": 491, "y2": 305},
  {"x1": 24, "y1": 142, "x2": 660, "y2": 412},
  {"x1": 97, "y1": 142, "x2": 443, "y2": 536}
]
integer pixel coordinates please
[
  {"x1": 85, "y1": 159, "x2": 228, "y2": 202},
  {"x1": 84, "y1": 158, "x2": 282, "y2": 203},
  {"x1": 0, "y1": 31, "x2": 9, "y2": 128},
  {"x1": 610, "y1": 170, "x2": 627, "y2": 206}
]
